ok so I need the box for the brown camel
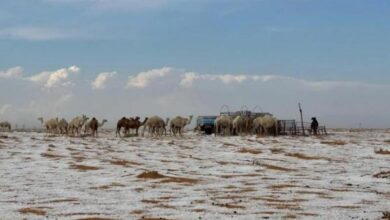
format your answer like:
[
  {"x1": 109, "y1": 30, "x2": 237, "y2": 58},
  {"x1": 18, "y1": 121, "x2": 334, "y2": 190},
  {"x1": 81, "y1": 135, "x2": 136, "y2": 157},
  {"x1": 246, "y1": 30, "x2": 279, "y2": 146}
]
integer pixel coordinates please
[
  {"x1": 89, "y1": 117, "x2": 99, "y2": 137},
  {"x1": 127, "y1": 117, "x2": 148, "y2": 136},
  {"x1": 116, "y1": 117, "x2": 130, "y2": 137},
  {"x1": 116, "y1": 117, "x2": 148, "y2": 137}
]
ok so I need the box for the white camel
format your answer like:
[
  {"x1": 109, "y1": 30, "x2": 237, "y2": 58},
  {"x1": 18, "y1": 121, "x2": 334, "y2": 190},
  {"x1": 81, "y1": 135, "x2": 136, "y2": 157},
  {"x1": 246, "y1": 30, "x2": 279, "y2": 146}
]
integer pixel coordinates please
[
  {"x1": 215, "y1": 115, "x2": 233, "y2": 136},
  {"x1": 68, "y1": 115, "x2": 89, "y2": 136},
  {"x1": 0, "y1": 121, "x2": 11, "y2": 131},
  {"x1": 84, "y1": 119, "x2": 107, "y2": 134},
  {"x1": 233, "y1": 115, "x2": 246, "y2": 135},
  {"x1": 142, "y1": 116, "x2": 169, "y2": 137},
  {"x1": 170, "y1": 115, "x2": 193, "y2": 136},
  {"x1": 253, "y1": 115, "x2": 278, "y2": 136},
  {"x1": 38, "y1": 117, "x2": 59, "y2": 134}
]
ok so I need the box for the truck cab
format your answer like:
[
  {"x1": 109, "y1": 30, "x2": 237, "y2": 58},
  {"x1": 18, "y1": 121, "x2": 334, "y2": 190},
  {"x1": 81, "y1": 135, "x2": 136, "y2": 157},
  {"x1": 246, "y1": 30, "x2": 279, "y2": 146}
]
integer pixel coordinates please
[{"x1": 195, "y1": 116, "x2": 217, "y2": 135}]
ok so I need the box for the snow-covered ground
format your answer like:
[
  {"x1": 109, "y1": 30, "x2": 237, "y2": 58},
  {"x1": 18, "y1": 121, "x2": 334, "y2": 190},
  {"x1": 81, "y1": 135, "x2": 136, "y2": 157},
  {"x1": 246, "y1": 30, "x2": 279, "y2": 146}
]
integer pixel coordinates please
[{"x1": 0, "y1": 130, "x2": 389, "y2": 220}]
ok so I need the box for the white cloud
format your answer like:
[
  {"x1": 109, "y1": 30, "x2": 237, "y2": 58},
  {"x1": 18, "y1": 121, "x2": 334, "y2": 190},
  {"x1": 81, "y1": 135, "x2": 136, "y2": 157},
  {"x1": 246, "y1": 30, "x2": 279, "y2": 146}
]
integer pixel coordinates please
[
  {"x1": 27, "y1": 65, "x2": 80, "y2": 88},
  {"x1": 127, "y1": 67, "x2": 172, "y2": 88},
  {"x1": 0, "y1": 67, "x2": 23, "y2": 79},
  {"x1": 180, "y1": 72, "x2": 200, "y2": 88},
  {"x1": 214, "y1": 74, "x2": 248, "y2": 84},
  {"x1": 0, "y1": 27, "x2": 86, "y2": 41},
  {"x1": 252, "y1": 75, "x2": 279, "y2": 82},
  {"x1": 91, "y1": 71, "x2": 116, "y2": 90}
]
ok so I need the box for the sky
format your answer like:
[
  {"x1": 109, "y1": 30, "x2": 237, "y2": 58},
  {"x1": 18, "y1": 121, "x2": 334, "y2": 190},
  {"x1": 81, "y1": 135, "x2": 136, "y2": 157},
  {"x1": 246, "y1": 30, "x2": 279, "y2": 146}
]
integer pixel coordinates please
[{"x1": 0, "y1": 0, "x2": 389, "y2": 128}]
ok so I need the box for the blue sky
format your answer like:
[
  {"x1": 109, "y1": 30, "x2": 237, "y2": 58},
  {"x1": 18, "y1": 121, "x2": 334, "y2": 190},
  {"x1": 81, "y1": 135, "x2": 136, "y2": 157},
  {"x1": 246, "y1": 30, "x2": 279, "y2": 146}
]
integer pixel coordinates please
[{"x1": 0, "y1": 0, "x2": 389, "y2": 128}]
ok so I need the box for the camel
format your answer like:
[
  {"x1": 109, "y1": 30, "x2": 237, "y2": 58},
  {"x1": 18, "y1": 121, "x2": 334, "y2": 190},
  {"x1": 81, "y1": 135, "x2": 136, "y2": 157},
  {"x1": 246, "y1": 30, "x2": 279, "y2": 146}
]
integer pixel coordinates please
[
  {"x1": 0, "y1": 121, "x2": 11, "y2": 131},
  {"x1": 38, "y1": 117, "x2": 59, "y2": 134},
  {"x1": 88, "y1": 117, "x2": 99, "y2": 137},
  {"x1": 127, "y1": 117, "x2": 148, "y2": 136},
  {"x1": 116, "y1": 117, "x2": 130, "y2": 137},
  {"x1": 68, "y1": 115, "x2": 89, "y2": 136},
  {"x1": 85, "y1": 118, "x2": 107, "y2": 135},
  {"x1": 215, "y1": 115, "x2": 233, "y2": 136},
  {"x1": 170, "y1": 115, "x2": 193, "y2": 136},
  {"x1": 58, "y1": 118, "x2": 68, "y2": 135},
  {"x1": 233, "y1": 115, "x2": 246, "y2": 135},
  {"x1": 142, "y1": 116, "x2": 169, "y2": 137},
  {"x1": 253, "y1": 115, "x2": 278, "y2": 136}
]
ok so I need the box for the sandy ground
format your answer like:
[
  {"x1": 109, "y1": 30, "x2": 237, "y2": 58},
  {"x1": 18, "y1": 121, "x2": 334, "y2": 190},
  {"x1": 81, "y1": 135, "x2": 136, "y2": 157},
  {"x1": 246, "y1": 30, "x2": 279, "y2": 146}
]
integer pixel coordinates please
[{"x1": 0, "y1": 129, "x2": 389, "y2": 220}]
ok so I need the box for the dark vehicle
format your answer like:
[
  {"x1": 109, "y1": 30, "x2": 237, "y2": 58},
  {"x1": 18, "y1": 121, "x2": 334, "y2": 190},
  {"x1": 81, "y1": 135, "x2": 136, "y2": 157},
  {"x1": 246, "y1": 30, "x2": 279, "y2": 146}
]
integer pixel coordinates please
[{"x1": 195, "y1": 116, "x2": 217, "y2": 135}]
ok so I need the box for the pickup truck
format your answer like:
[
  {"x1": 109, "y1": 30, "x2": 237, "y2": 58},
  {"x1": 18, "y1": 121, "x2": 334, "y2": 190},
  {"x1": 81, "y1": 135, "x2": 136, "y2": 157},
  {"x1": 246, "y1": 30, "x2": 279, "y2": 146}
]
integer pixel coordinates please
[{"x1": 195, "y1": 116, "x2": 217, "y2": 135}]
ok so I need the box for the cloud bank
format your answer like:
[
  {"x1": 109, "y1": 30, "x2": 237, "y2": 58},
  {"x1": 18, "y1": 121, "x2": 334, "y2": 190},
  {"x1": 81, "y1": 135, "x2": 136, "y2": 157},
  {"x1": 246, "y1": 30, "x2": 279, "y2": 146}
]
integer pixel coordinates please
[{"x1": 0, "y1": 66, "x2": 389, "y2": 128}]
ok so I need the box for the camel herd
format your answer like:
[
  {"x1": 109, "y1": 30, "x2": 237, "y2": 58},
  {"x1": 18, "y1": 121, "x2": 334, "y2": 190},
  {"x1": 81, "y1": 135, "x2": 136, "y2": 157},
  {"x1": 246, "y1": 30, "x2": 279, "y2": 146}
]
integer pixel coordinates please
[
  {"x1": 0, "y1": 114, "x2": 277, "y2": 137},
  {"x1": 37, "y1": 115, "x2": 106, "y2": 137},
  {"x1": 29, "y1": 115, "x2": 194, "y2": 137},
  {"x1": 215, "y1": 114, "x2": 278, "y2": 136}
]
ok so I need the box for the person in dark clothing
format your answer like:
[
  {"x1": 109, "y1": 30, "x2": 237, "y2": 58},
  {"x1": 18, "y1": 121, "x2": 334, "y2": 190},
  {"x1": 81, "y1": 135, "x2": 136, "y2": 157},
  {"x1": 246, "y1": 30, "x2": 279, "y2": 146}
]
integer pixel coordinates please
[{"x1": 311, "y1": 117, "x2": 319, "y2": 135}]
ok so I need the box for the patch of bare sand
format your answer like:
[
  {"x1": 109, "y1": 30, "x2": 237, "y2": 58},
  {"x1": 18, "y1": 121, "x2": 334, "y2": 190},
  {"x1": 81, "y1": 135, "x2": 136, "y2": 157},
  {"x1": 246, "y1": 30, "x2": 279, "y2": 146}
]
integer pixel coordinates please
[
  {"x1": 18, "y1": 207, "x2": 47, "y2": 216},
  {"x1": 191, "y1": 209, "x2": 206, "y2": 212},
  {"x1": 137, "y1": 171, "x2": 199, "y2": 184},
  {"x1": 139, "y1": 217, "x2": 170, "y2": 220},
  {"x1": 238, "y1": 148, "x2": 262, "y2": 154},
  {"x1": 330, "y1": 205, "x2": 362, "y2": 209},
  {"x1": 76, "y1": 218, "x2": 117, "y2": 220},
  {"x1": 254, "y1": 197, "x2": 307, "y2": 203},
  {"x1": 260, "y1": 163, "x2": 297, "y2": 172},
  {"x1": 38, "y1": 198, "x2": 79, "y2": 204},
  {"x1": 265, "y1": 202, "x2": 302, "y2": 211},
  {"x1": 137, "y1": 171, "x2": 166, "y2": 179},
  {"x1": 213, "y1": 203, "x2": 245, "y2": 209},
  {"x1": 58, "y1": 212, "x2": 107, "y2": 217},
  {"x1": 285, "y1": 152, "x2": 331, "y2": 161},
  {"x1": 375, "y1": 149, "x2": 390, "y2": 155},
  {"x1": 223, "y1": 142, "x2": 238, "y2": 147},
  {"x1": 90, "y1": 182, "x2": 126, "y2": 190},
  {"x1": 373, "y1": 171, "x2": 390, "y2": 179},
  {"x1": 220, "y1": 173, "x2": 262, "y2": 178},
  {"x1": 320, "y1": 140, "x2": 347, "y2": 146},
  {"x1": 130, "y1": 210, "x2": 143, "y2": 215},
  {"x1": 69, "y1": 164, "x2": 100, "y2": 171},
  {"x1": 270, "y1": 148, "x2": 285, "y2": 154},
  {"x1": 266, "y1": 184, "x2": 301, "y2": 189},
  {"x1": 41, "y1": 152, "x2": 65, "y2": 159},
  {"x1": 106, "y1": 159, "x2": 141, "y2": 167},
  {"x1": 295, "y1": 190, "x2": 329, "y2": 196},
  {"x1": 297, "y1": 212, "x2": 319, "y2": 217}
]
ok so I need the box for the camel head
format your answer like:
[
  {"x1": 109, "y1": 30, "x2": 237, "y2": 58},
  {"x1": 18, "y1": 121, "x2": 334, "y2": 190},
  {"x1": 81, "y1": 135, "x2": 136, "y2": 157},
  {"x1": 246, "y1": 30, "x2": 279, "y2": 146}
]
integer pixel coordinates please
[
  {"x1": 135, "y1": 116, "x2": 140, "y2": 121},
  {"x1": 102, "y1": 119, "x2": 108, "y2": 123},
  {"x1": 141, "y1": 117, "x2": 148, "y2": 125},
  {"x1": 81, "y1": 115, "x2": 89, "y2": 125}
]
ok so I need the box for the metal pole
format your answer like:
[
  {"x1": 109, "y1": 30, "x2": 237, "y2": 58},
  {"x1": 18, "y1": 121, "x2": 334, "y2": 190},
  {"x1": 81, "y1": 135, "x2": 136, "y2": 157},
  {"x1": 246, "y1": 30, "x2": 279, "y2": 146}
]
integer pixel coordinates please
[{"x1": 299, "y1": 103, "x2": 305, "y2": 136}]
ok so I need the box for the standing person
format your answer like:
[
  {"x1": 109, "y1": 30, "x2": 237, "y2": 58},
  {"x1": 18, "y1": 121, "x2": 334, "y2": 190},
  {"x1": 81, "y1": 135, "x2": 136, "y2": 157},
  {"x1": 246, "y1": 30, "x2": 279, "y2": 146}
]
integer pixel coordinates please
[{"x1": 311, "y1": 117, "x2": 319, "y2": 135}]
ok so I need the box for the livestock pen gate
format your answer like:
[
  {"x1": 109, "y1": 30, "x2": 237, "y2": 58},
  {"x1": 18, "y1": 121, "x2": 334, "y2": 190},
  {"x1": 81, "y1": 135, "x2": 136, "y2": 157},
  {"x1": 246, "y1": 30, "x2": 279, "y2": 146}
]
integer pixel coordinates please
[
  {"x1": 277, "y1": 120, "x2": 298, "y2": 135},
  {"x1": 277, "y1": 120, "x2": 328, "y2": 136}
]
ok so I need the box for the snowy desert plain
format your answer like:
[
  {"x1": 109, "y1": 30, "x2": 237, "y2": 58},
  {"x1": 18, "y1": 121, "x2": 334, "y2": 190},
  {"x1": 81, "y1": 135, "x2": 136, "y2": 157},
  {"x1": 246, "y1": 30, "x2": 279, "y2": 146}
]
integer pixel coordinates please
[{"x1": 0, "y1": 129, "x2": 389, "y2": 220}]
